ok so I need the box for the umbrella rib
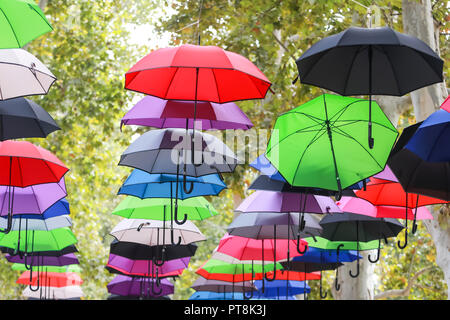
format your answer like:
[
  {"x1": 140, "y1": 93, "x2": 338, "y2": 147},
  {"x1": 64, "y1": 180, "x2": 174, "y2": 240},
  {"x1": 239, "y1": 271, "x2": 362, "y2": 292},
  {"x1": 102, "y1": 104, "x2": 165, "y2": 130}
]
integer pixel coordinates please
[
  {"x1": 211, "y1": 69, "x2": 222, "y2": 103},
  {"x1": 342, "y1": 46, "x2": 365, "y2": 96},
  {"x1": 162, "y1": 67, "x2": 179, "y2": 99},
  {"x1": 377, "y1": 46, "x2": 402, "y2": 95},
  {"x1": 0, "y1": 7, "x2": 21, "y2": 47}
]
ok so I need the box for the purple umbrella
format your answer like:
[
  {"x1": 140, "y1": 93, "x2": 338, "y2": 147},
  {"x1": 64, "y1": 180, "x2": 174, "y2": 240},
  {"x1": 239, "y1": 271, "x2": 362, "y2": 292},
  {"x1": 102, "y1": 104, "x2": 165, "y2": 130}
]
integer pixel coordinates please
[
  {"x1": 5, "y1": 253, "x2": 78, "y2": 266},
  {"x1": 373, "y1": 165, "x2": 398, "y2": 182},
  {"x1": 0, "y1": 178, "x2": 66, "y2": 216},
  {"x1": 106, "y1": 253, "x2": 190, "y2": 276},
  {"x1": 107, "y1": 275, "x2": 174, "y2": 298},
  {"x1": 121, "y1": 96, "x2": 254, "y2": 131},
  {"x1": 235, "y1": 191, "x2": 342, "y2": 214}
]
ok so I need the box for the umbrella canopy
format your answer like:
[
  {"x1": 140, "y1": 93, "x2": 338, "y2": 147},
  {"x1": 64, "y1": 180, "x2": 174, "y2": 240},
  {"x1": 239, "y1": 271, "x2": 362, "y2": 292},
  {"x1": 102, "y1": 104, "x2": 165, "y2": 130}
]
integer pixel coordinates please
[
  {"x1": 22, "y1": 285, "x2": 83, "y2": 300},
  {"x1": 0, "y1": 227, "x2": 77, "y2": 253},
  {"x1": 106, "y1": 253, "x2": 190, "y2": 276},
  {"x1": 265, "y1": 94, "x2": 398, "y2": 193},
  {"x1": 5, "y1": 253, "x2": 78, "y2": 266},
  {"x1": 17, "y1": 271, "x2": 82, "y2": 288},
  {"x1": 121, "y1": 96, "x2": 253, "y2": 130},
  {"x1": 106, "y1": 265, "x2": 183, "y2": 279},
  {"x1": 107, "y1": 275, "x2": 174, "y2": 297},
  {"x1": 0, "y1": 244, "x2": 77, "y2": 257},
  {"x1": 12, "y1": 263, "x2": 81, "y2": 273},
  {"x1": 389, "y1": 122, "x2": 423, "y2": 158},
  {"x1": 0, "y1": 97, "x2": 60, "y2": 140},
  {"x1": 227, "y1": 212, "x2": 322, "y2": 239},
  {"x1": 441, "y1": 95, "x2": 449, "y2": 112},
  {"x1": 0, "y1": 49, "x2": 56, "y2": 100},
  {"x1": 0, "y1": 0, "x2": 52, "y2": 48},
  {"x1": 118, "y1": 170, "x2": 226, "y2": 200},
  {"x1": 0, "y1": 140, "x2": 68, "y2": 187},
  {"x1": 295, "y1": 26, "x2": 443, "y2": 96},
  {"x1": 111, "y1": 196, "x2": 217, "y2": 221},
  {"x1": 336, "y1": 196, "x2": 433, "y2": 220},
  {"x1": 118, "y1": 128, "x2": 239, "y2": 175},
  {"x1": 199, "y1": 259, "x2": 283, "y2": 276},
  {"x1": 0, "y1": 215, "x2": 72, "y2": 231},
  {"x1": 253, "y1": 280, "x2": 310, "y2": 297},
  {"x1": 110, "y1": 219, "x2": 206, "y2": 245},
  {"x1": 304, "y1": 236, "x2": 380, "y2": 251},
  {"x1": 109, "y1": 239, "x2": 197, "y2": 260},
  {"x1": 235, "y1": 190, "x2": 341, "y2": 214},
  {"x1": 0, "y1": 178, "x2": 66, "y2": 216},
  {"x1": 280, "y1": 260, "x2": 342, "y2": 273},
  {"x1": 291, "y1": 247, "x2": 361, "y2": 263},
  {"x1": 217, "y1": 234, "x2": 308, "y2": 261},
  {"x1": 125, "y1": 44, "x2": 271, "y2": 103},
  {"x1": 191, "y1": 277, "x2": 257, "y2": 293},
  {"x1": 13, "y1": 198, "x2": 70, "y2": 220}
]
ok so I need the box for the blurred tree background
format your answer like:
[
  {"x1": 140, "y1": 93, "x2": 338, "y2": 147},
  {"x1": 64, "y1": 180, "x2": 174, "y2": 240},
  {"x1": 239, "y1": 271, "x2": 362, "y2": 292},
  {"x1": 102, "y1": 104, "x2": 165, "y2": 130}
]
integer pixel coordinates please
[{"x1": 0, "y1": 0, "x2": 448, "y2": 300}]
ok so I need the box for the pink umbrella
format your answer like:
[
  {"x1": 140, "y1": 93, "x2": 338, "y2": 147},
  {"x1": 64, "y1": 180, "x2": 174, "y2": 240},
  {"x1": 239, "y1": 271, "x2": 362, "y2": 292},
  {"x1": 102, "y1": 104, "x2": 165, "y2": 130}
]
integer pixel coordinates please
[
  {"x1": 440, "y1": 95, "x2": 449, "y2": 112},
  {"x1": 121, "y1": 96, "x2": 254, "y2": 131}
]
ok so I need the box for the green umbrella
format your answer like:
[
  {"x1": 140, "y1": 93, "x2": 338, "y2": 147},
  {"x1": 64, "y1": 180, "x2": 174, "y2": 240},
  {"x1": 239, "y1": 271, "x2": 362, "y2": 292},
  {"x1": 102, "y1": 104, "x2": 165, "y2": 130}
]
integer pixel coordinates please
[
  {"x1": 111, "y1": 196, "x2": 218, "y2": 221},
  {"x1": 0, "y1": 227, "x2": 77, "y2": 253},
  {"x1": 0, "y1": 0, "x2": 53, "y2": 48},
  {"x1": 202, "y1": 259, "x2": 283, "y2": 275},
  {"x1": 11, "y1": 263, "x2": 81, "y2": 273},
  {"x1": 266, "y1": 94, "x2": 398, "y2": 197}
]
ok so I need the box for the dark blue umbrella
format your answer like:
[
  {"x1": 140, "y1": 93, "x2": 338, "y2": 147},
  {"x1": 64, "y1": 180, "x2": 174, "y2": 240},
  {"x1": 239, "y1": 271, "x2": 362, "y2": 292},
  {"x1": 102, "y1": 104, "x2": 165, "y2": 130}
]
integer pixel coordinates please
[{"x1": 118, "y1": 170, "x2": 226, "y2": 200}]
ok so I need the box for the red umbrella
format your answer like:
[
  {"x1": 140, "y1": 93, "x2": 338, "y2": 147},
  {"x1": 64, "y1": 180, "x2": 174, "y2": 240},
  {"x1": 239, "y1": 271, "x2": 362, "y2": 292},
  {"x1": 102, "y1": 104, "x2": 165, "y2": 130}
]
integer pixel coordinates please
[
  {"x1": 17, "y1": 271, "x2": 82, "y2": 288},
  {"x1": 254, "y1": 270, "x2": 321, "y2": 281},
  {"x1": 0, "y1": 140, "x2": 69, "y2": 234},
  {"x1": 125, "y1": 44, "x2": 271, "y2": 103},
  {"x1": 355, "y1": 177, "x2": 448, "y2": 248}
]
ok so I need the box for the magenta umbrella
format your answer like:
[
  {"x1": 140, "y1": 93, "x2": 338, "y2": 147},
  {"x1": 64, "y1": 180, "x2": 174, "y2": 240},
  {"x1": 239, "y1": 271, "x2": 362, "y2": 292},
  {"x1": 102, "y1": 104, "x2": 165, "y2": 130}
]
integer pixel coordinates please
[
  {"x1": 0, "y1": 177, "x2": 66, "y2": 216},
  {"x1": 121, "y1": 96, "x2": 254, "y2": 131},
  {"x1": 107, "y1": 275, "x2": 174, "y2": 298}
]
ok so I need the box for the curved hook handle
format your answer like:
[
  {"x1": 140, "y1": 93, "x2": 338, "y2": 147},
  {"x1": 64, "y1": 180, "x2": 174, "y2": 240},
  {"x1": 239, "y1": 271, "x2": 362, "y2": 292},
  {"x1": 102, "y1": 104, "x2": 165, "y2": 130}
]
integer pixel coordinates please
[
  {"x1": 334, "y1": 272, "x2": 341, "y2": 292},
  {"x1": 242, "y1": 261, "x2": 254, "y2": 300},
  {"x1": 349, "y1": 259, "x2": 360, "y2": 278},
  {"x1": 174, "y1": 206, "x2": 188, "y2": 226},
  {"x1": 264, "y1": 265, "x2": 277, "y2": 282},
  {"x1": 296, "y1": 235, "x2": 308, "y2": 254},
  {"x1": 368, "y1": 239, "x2": 381, "y2": 263},
  {"x1": 28, "y1": 266, "x2": 40, "y2": 292},
  {"x1": 152, "y1": 247, "x2": 166, "y2": 267},
  {"x1": 319, "y1": 270, "x2": 328, "y2": 299},
  {"x1": 182, "y1": 174, "x2": 194, "y2": 194},
  {"x1": 170, "y1": 228, "x2": 182, "y2": 246},
  {"x1": 397, "y1": 229, "x2": 408, "y2": 249},
  {"x1": 151, "y1": 270, "x2": 163, "y2": 296}
]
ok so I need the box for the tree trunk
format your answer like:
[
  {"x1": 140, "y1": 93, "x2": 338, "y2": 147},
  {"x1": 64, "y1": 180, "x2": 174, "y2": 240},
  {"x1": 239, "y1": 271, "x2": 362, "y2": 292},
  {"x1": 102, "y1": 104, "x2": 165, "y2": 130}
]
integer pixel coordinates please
[{"x1": 402, "y1": 0, "x2": 450, "y2": 299}]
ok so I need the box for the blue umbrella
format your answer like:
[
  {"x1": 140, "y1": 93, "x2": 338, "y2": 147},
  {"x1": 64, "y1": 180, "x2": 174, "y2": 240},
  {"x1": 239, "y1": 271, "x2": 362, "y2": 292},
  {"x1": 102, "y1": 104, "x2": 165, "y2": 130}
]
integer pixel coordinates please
[
  {"x1": 291, "y1": 247, "x2": 361, "y2": 263},
  {"x1": 189, "y1": 291, "x2": 245, "y2": 300},
  {"x1": 404, "y1": 109, "x2": 450, "y2": 162},
  {"x1": 118, "y1": 170, "x2": 226, "y2": 200},
  {"x1": 253, "y1": 280, "x2": 310, "y2": 299}
]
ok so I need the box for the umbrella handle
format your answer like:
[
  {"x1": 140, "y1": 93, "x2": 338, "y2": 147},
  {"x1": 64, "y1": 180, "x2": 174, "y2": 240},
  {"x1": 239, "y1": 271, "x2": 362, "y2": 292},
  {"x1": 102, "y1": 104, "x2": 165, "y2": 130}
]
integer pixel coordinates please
[
  {"x1": 0, "y1": 185, "x2": 14, "y2": 234},
  {"x1": 151, "y1": 269, "x2": 163, "y2": 296},
  {"x1": 412, "y1": 196, "x2": 420, "y2": 234},
  {"x1": 152, "y1": 246, "x2": 166, "y2": 266},
  {"x1": 334, "y1": 269, "x2": 340, "y2": 292},
  {"x1": 319, "y1": 270, "x2": 328, "y2": 299},
  {"x1": 174, "y1": 205, "x2": 188, "y2": 226},
  {"x1": 397, "y1": 229, "x2": 408, "y2": 249},
  {"x1": 182, "y1": 174, "x2": 194, "y2": 194},
  {"x1": 296, "y1": 235, "x2": 308, "y2": 254},
  {"x1": 28, "y1": 264, "x2": 40, "y2": 292},
  {"x1": 170, "y1": 228, "x2": 182, "y2": 246},
  {"x1": 242, "y1": 262, "x2": 254, "y2": 300},
  {"x1": 368, "y1": 239, "x2": 381, "y2": 263},
  {"x1": 349, "y1": 257, "x2": 360, "y2": 278}
]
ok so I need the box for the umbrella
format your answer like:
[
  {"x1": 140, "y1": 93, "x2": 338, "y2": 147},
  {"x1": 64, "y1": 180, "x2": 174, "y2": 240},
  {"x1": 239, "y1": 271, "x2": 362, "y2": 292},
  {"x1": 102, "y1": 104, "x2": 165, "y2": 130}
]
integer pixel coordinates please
[
  {"x1": 107, "y1": 294, "x2": 170, "y2": 300},
  {"x1": 124, "y1": 44, "x2": 271, "y2": 103},
  {"x1": 0, "y1": 244, "x2": 77, "y2": 257},
  {"x1": 189, "y1": 291, "x2": 245, "y2": 300},
  {"x1": 107, "y1": 275, "x2": 174, "y2": 298},
  {"x1": 295, "y1": 26, "x2": 443, "y2": 148},
  {"x1": 0, "y1": 215, "x2": 72, "y2": 231},
  {"x1": 355, "y1": 177, "x2": 448, "y2": 248},
  {"x1": 265, "y1": 94, "x2": 398, "y2": 197},
  {"x1": 109, "y1": 239, "x2": 197, "y2": 261},
  {"x1": 121, "y1": 96, "x2": 253, "y2": 131},
  {"x1": 118, "y1": 170, "x2": 226, "y2": 200},
  {"x1": 118, "y1": 128, "x2": 239, "y2": 176},
  {"x1": 0, "y1": 177, "x2": 66, "y2": 216},
  {"x1": 12, "y1": 198, "x2": 70, "y2": 220},
  {"x1": 5, "y1": 253, "x2": 78, "y2": 266},
  {"x1": 110, "y1": 219, "x2": 206, "y2": 246},
  {"x1": 12, "y1": 263, "x2": 81, "y2": 273},
  {"x1": 0, "y1": 48, "x2": 56, "y2": 100},
  {"x1": 22, "y1": 285, "x2": 83, "y2": 300},
  {"x1": 0, "y1": 0, "x2": 52, "y2": 48},
  {"x1": 17, "y1": 271, "x2": 82, "y2": 288},
  {"x1": 253, "y1": 280, "x2": 310, "y2": 298},
  {"x1": 441, "y1": 95, "x2": 449, "y2": 112},
  {"x1": 191, "y1": 276, "x2": 257, "y2": 293},
  {"x1": 0, "y1": 97, "x2": 60, "y2": 140}
]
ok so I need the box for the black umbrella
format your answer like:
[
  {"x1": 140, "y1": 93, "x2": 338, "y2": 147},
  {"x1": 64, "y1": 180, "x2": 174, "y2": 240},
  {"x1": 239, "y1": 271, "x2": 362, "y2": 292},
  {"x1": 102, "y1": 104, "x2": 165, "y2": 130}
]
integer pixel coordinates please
[
  {"x1": 249, "y1": 174, "x2": 357, "y2": 197},
  {"x1": 1, "y1": 244, "x2": 78, "y2": 257},
  {"x1": 0, "y1": 97, "x2": 60, "y2": 141},
  {"x1": 319, "y1": 212, "x2": 404, "y2": 276},
  {"x1": 108, "y1": 239, "x2": 197, "y2": 261},
  {"x1": 388, "y1": 122, "x2": 423, "y2": 158},
  {"x1": 107, "y1": 294, "x2": 171, "y2": 300},
  {"x1": 295, "y1": 26, "x2": 444, "y2": 149}
]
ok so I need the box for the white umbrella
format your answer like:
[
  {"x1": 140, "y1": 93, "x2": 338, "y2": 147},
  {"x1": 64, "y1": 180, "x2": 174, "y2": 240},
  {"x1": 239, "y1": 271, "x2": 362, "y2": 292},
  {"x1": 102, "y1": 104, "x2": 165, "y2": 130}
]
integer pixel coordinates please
[
  {"x1": 0, "y1": 215, "x2": 72, "y2": 231},
  {"x1": 110, "y1": 218, "x2": 206, "y2": 245},
  {"x1": 22, "y1": 285, "x2": 83, "y2": 300},
  {"x1": 0, "y1": 48, "x2": 56, "y2": 100}
]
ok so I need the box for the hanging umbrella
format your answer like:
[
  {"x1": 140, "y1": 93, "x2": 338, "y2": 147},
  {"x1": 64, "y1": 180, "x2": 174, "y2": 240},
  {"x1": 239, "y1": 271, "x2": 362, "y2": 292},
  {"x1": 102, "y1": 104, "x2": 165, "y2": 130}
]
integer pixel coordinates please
[
  {"x1": 118, "y1": 170, "x2": 226, "y2": 200},
  {"x1": 105, "y1": 253, "x2": 190, "y2": 276},
  {"x1": 125, "y1": 44, "x2": 271, "y2": 103},
  {"x1": 107, "y1": 294, "x2": 170, "y2": 301},
  {"x1": 336, "y1": 196, "x2": 433, "y2": 220},
  {"x1": 0, "y1": 97, "x2": 60, "y2": 140},
  {"x1": 111, "y1": 196, "x2": 217, "y2": 221},
  {"x1": 0, "y1": 177, "x2": 66, "y2": 216},
  {"x1": 12, "y1": 263, "x2": 81, "y2": 273},
  {"x1": 110, "y1": 219, "x2": 206, "y2": 246},
  {"x1": 109, "y1": 239, "x2": 197, "y2": 261},
  {"x1": 295, "y1": 26, "x2": 443, "y2": 148},
  {"x1": 0, "y1": 215, "x2": 72, "y2": 231},
  {"x1": 253, "y1": 280, "x2": 310, "y2": 298},
  {"x1": 189, "y1": 291, "x2": 245, "y2": 300},
  {"x1": 191, "y1": 276, "x2": 256, "y2": 293},
  {"x1": 17, "y1": 271, "x2": 82, "y2": 288},
  {"x1": 441, "y1": 95, "x2": 449, "y2": 112},
  {"x1": 265, "y1": 94, "x2": 398, "y2": 197},
  {"x1": 22, "y1": 285, "x2": 83, "y2": 300},
  {"x1": 355, "y1": 177, "x2": 448, "y2": 248},
  {"x1": 0, "y1": 49, "x2": 56, "y2": 100},
  {"x1": 0, "y1": 244, "x2": 77, "y2": 257},
  {"x1": 5, "y1": 253, "x2": 78, "y2": 266},
  {"x1": 0, "y1": 0, "x2": 52, "y2": 48},
  {"x1": 11, "y1": 198, "x2": 70, "y2": 220},
  {"x1": 118, "y1": 128, "x2": 239, "y2": 175},
  {"x1": 227, "y1": 211, "x2": 322, "y2": 240},
  {"x1": 107, "y1": 275, "x2": 174, "y2": 298},
  {"x1": 121, "y1": 96, "x2": 253, "y2": 131}
]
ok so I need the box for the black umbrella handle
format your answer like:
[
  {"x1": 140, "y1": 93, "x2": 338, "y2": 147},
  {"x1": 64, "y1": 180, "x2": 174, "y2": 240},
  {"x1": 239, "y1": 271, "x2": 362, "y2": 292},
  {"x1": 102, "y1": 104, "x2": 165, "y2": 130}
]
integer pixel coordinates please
[
  {"x1": 296, "y1": 234, "x2": 308, "y2": 254},
  {"x1": 170, "y1": 228, "x2": 182, "y2": 246},
  {"x1": 368, "y1": 238, "x2": 381, "y2": 263},
  {"x1": 0, "y1": 184, "x2": 14, "y2": 234},
  {"x1": 412, "y1": 195, "x2": 420, "y2": 234},
  {"x1": 242, "y1": 262, "x2": 254, "y2": 300},
  {"x1": 319, "y1": 270, "x2": 328, "y2": 299}
]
